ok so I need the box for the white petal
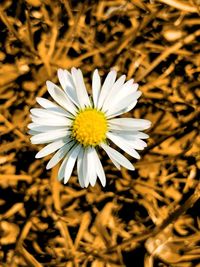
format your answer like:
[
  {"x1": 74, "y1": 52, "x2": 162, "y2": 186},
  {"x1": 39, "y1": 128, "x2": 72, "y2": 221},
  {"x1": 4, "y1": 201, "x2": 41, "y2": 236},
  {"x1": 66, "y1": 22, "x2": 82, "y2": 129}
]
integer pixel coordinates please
[
  {"x1": 71, "y1": 68, "x2": 91, "y2": 108},
  {"x1": 108, "y1": 132, "x2": 147, "y2": 150},
  {"x1": 46, "y1": 81, "x2": 77, "y2": 115},
  {"x1": 109, "y1": 118, "x2": 151, "y2": 131},
  {"x1": 36, "y1": 97, "x2": 59, "y2": 109},
  {"x1": 30, "y1": 129, "x2": 69, "y2": 144},
  {"x1": 92, "y1": 69, "x2": 101, "y2": 107},
  {"x1": 31, "y1": 116, "x2": 72, "y2": 127},
  {"x1": 121, "y1": 81, "x2": 139, "y2": 96},
  {"x1": 106, "y1": 91, "x2": 142, "y2": 117},
  {"x1": 122, "y1": 79, "x2": 135, "y2": 90},
  {"x1": 30, "y1": 108, "x2": 69, "y2": 118},
  {"x1": 27, "y1": 123, "x2": 68, "y2": 133},
  {"x1": 57, "y1": 68, "x2": 73, "y2": 92},
  {"x1": 64, "y1": 70, "x2": 80, "y2": 105},
  {"x1": 107, "y1": 132, "x2": 140, "y2": 159},
  {"x1": 87, "y1": 147, "x2": 97, "y2": 187},
  {"x1": 109, "y1": 158, "x2": 121, "y2": 170},
  {"x1": 111, "y1": 130, "x2": 149, "y2": 139},
  {"x1": 107, "y1": 101, "x2": 137, "y2": 119},
  {"x1": 28, "y1": 130, "x2": 38, "y2": 135},
  {"x1": 82, "y1": 149, "x2": 89, "y2": 188},
  {"x1": 36, "y1": 97, "x2": 73, "y2": 118},
  {"x1": 102, "y1": 75, "x2": 126, "y2": 112},
  {"x1": 57, "y1": 158, "x2": 66, "y2": 180},
  {"x1": 101, "y1": 142, "x2": 135, "y2": 171},
  {"x1": 121, "y1": 99, "x2": 138, "y2": 114},
  {"x1": 57, "y1": 69, "x2": 79, "y2": 107},
  {"x1": 77, "y1": 148, "x2": 85, "y2": 187},
  {"x1": 92, "y1": 149, "x2": 106, "y2": 186},
  {"x1": 118, "y1": 81, "x2": 139, "y2": 99},
  {"x1": 57, "y1": 153, "x2": 70, "y2": 181},
  {"x1": 64, "y1": 144, "x2": 82, "y2": 184},
  {"x1": 131, "y1": 139, "x2": 147, "y2": 150},
  {"x1": 120, "y1": 136, "x2": 147, "y2": 147},
  {"x1": 35, "y1": 139, "x2": 67, "y2": 158},
  {"x1": 37, "y1": 107, "x2": 71, "y2": 118},
  {"x1": 97, "y1": 70, "x2": 117, "y2": 109},
  {"x1": 46, "y1": 141, "x2": 75, "y2": 170},
  {"x1": 105, "y1": 80, "x2": 139, "y2": 117}
]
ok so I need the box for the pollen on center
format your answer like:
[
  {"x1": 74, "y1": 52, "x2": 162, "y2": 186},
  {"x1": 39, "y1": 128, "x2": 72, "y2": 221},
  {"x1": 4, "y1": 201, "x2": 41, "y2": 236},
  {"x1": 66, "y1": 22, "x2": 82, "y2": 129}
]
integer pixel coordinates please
[{"x1": 72, "y1": 108, "x2": 108, "y2": 146}]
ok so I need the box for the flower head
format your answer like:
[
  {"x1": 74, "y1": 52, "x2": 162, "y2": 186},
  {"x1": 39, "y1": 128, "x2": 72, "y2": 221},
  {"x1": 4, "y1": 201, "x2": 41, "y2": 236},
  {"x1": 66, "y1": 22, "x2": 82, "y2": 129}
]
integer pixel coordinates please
[{"x1": 28, "y1": 68, "x2": 151, "y2": 187}]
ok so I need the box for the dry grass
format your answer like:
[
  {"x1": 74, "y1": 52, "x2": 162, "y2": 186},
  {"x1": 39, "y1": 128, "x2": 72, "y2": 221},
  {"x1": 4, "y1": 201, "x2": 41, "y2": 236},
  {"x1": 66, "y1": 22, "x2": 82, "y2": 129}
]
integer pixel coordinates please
[{"x1": 0, "y1": 0, "x2": 200, "y2": 266}]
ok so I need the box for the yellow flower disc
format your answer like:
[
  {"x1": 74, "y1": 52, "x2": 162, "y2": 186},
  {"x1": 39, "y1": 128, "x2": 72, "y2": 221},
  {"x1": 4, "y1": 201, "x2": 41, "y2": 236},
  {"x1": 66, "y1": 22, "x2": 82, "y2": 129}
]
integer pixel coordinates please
[{"x1": 72, "y1": 108, "x2": 108, "y2": 146}]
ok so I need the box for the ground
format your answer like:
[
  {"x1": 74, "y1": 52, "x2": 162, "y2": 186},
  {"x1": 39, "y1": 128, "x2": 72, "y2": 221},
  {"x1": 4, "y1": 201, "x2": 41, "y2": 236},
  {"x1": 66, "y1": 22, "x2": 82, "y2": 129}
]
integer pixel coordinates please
[{"x1": 0, "y1": 0, "x2": 200, "y2": 266}]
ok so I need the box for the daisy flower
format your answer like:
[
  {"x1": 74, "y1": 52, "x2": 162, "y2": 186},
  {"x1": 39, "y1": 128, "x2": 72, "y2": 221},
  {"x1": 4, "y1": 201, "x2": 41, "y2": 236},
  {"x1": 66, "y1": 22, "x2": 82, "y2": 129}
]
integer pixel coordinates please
[{"x1": 28, "y1": 68, "x2": 151, "y2": 187}]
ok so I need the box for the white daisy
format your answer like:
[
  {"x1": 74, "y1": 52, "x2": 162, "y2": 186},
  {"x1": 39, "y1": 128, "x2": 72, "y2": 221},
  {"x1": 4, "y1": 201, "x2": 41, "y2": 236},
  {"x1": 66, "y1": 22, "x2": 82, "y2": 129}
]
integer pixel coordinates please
[{"x1": 28, "y1": 68, "x2": 151, "y2": 187}]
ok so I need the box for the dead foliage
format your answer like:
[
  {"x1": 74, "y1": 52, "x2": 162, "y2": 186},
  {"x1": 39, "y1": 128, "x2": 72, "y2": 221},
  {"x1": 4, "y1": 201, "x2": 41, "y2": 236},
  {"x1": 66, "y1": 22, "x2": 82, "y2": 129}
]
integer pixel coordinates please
[{"x1": 0, "y1": 0, "x2": 200, "y2": 266}]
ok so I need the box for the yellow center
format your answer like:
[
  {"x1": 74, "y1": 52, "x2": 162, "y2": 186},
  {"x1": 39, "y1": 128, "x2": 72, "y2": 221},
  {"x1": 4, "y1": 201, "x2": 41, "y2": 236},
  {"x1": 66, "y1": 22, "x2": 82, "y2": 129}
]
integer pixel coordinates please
[{"x1": 72, "y1": 108, "x2": 108, "y2": 147}]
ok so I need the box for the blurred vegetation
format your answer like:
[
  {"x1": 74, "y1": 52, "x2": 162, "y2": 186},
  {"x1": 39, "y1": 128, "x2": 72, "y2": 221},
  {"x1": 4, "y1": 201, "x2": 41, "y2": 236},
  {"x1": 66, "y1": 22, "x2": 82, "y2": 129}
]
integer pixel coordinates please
[{"x1": 0, "y1": 0, "x2": 200, "y2": 266}]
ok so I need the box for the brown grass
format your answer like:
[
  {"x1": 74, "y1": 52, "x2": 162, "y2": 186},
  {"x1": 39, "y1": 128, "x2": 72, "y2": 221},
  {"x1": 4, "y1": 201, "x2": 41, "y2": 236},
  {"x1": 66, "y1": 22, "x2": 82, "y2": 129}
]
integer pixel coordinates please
[{"x1": 0, "y1": 0, "x2": 200, "y2": 266}]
